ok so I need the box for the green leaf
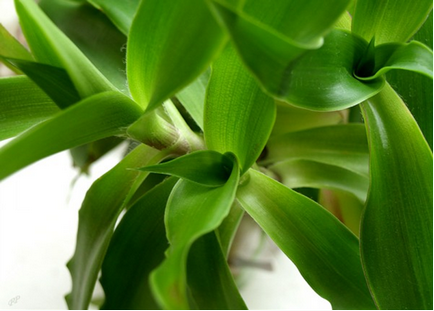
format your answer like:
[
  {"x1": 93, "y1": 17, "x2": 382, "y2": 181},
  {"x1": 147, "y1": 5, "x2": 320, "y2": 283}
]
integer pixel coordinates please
[
  {"x1": 352, "y1": 0, "x2": 433, "y2": 44},
  {"x1": 176, "y1": 69, "x2": 210, "y2": 131},
  {"x1": 5, "y1": 58, "x2": 81, "y2": 109},
  {"x1": 216, "y1": 200, "x2": 244, "y2": 257},
  {"x1": 360, "y1": 84, "x2": 433, "y2": 309},
  {"x1": 127, "y1": 0, "x2": 229, "y2": 111},
  {"x1": 100, "y1": 177, "x2": 178, "y2": 310},
  {"x1": 269, "y1": 160, "x2": 369, "y2": 202},
  {"x1": 271, "y1": 101, "x2": 344, "y2": 136},
  {"x1": 39, "y1": 0, "x2": 129, "y2": 94},
  {"x1": 356, "y1": 40, "x2": 433, "y2": 80},
  {"x1": 15, "y1": 0, "x2": 116, "y2": 98},
  {"x1": 387, "y1": 11, "x2": 433, "y2": 149},
  {"x1": 237, "y1": 169, "x2": 376, "y2": 310},
  {"x1": 0, "y1": 76, "x2": 59, "y2": 141},
  {"x1": 0, "y1": 91, "x2": 142, "y2": 181},
  {"x1": 0, "y1": 24, "x2": 33, "y2": 73},
  {"x1": 205, "y1": 44, "x2": 276, "y2": 173},
  {"x1": 187, "y1": 232, "x2": 247, "y2": 310},
  {"x1": 150, "y1": 157, "x2": 240, "y2": 309},
  {"x1": 138, "y1": 150, "x2": 233, "y2": 187},
  {"x1": 87, "y1": 0, "x2": 140, "y2": 35},
  {"x1": 66, "y1": 144, "x2": 169, "y2": 309},
  {"x1": 263, "y1": 124, "x2": 369, "y2": 177}
]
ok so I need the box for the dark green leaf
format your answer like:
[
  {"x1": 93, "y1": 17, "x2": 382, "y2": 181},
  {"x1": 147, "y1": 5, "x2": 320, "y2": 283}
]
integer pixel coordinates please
[
  {"x1": 352, "y1": 0, "x2": 433, "y2": 44},
  {"x1": 269, "y1": 159, "x2": 368, "y2": 202},
  {"x1": 360, "y1": 84, "x2": 433, "y2": 309},
  {"x1": 0, "y1": 76, "x2": 59, "y2": 141},
  {"x1": 39, "y1": 0, "x2": 129, "y2": 94},
  {"x1": 263, "y1": 124, "x2": 369, "y2": 176},
  {"x1": 187, "y1": 232, "x2": 247, "y2": 310},
  {"x1": 66, "y1": 144, "x2": 169, "y2": 309},
  {"x1": 150, "y1": 158, "x2": 240, "y2": 309},
  {"x1": 100, "y1": 177, "x2": 178, "y2": 310},
  {"x1": 387, "y1": 11, "x2": 433, "y2": 149},
  {"x1": 205, "y1": 44, "x2": 276, "y2": 173},
  {"x1": 127, "y1": 0, "x2": 230, "y2": 110},
  {"x1": 138, "y1": 150, "x2": 233, "y2": 187},
  {"x1": 15, "y1": 0, "x2": 116, "y2": 97},
  {"x1": 0, "y1": 91, "x2": 142, "y2": 180},
  {"x1": 237, "y1": 169, "x2": 376, "y2": 310}
]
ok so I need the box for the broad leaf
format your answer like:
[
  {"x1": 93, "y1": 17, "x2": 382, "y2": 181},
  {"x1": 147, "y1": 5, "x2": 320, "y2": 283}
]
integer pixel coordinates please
[
  {"x1": 205, "y1": 44, "x2": 276, "y2": 173},
  {"x1": 263, "y1": 124, "x2": 369, "y2": 176},
  {"x1": 387, "y1": 11, "x2": 433, "y2": 149},
  {"x1": 150, "y1": 157, "x2": 240, "y2": 309},
  {"x1": 138, "y1": 150, "x2": 233, "y2": 187},
  {"x1": 269, "y1": 159, "x2": 368, "y2": 202},
  {"x1": 352, "y1": 0, "x2": 433, "y2": 44},
  {"x1": 67, "y1": 144, "x2": 169, "y2": 309},
  {"x1": 187, "y1": 232, "x2": 247, "y2": 310},
  {"x1": 0, "y1": 76, "x2": 59, "y2": 141},
  {"x1": 15, "y1": 0, "x2": 116, "y2": 98},
  {"x1": 360, "y1": 84, "x2": 433, "y2": 309},
  {"x1": 39, "y1": 0, "x2": 129, "y2": 94},
  {"x1": 0, "y1": 24, "x2": 33, "y2": 73},
  {"x1": 127, "y1": 0, "x2": 230, "y2": 110},
  {"x1": 87, "y1": 0, "x2": 140, "y2": 35},
  {"x1": 176, "y1": 69, "x2": 210, "y2": 131},
  {"x1": 237, "y1": 169, "x2": 376, "y2": 310},
  {"x1": 0, "y1": 91, "x2": 142, "y2": 180},
  {"x1": 100, "y1": 177, "x2": 178, "y2": 310},
  {"x1": 5, "y1": 58, "x2": 81, "y2": 109}
]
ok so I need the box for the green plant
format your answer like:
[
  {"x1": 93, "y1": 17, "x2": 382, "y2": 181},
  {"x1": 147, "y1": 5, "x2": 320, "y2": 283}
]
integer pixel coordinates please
[{"x1": 0, "y1": 0, "x2": 432, "y2": 309}]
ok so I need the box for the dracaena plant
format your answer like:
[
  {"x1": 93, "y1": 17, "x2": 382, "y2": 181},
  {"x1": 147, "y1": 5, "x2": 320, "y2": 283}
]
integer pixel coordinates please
[{"x1": 0, "y1": 0, "x2": 432, "y2": 309}]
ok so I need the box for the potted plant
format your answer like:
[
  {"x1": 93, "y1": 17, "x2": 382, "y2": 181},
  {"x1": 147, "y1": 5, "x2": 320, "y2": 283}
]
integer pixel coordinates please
[{"x1": 0, "y1": 0, "x2": 432, "y2": 309}]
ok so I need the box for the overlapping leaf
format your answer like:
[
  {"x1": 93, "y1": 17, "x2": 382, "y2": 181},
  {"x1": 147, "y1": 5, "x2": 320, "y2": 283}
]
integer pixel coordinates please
[
  {"x1": 0, "y1": 24, "x2": 33, "y2": 73},
  {"x1": 237, "y1": 169, "x2": 376, "y2": 310},
  {"x1": 360, "y1": 84, "x2": 433, "y2": 309},
  {"x1": 100, "y1": 177, "x2": 178, "y2": 310},
  {"x1": 205, "y1": 44, "x2": 276, "y2": 173},
  {"x1": 150, "y1": 157, "x2": 239, "y2": 309},
  {"x1": 352, "y1": 0, "x2": 433, "y2": 44},
  {"x1": 0, "y1": 91, "x2": 142, "y2": 180},
  {"x1": 263, "y1": 124, "x2": 369, "y2": 176},
  {"x1": 127, "y1": 0, "x2": 232, "y2": 111},
  {"x1": 0, "y1": 76, "x2": 59, "y2": 141},
  {"x1": 67, "y1": 144, "x2": 169, "y2": 309},
  {"x1": 15, "y1": 0, "x2": 116, "y2": 98}
]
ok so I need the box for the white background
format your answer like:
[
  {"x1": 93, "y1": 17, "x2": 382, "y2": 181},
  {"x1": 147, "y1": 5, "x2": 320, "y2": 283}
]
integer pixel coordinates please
[{"x1": 0, "y1": 0, "x2": 331, "y2": 309}]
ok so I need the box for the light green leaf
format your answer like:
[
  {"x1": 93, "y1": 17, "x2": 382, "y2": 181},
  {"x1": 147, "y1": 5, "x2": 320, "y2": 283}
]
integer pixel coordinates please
[
  {"x1": 127, "y1": 0, "x2": 230, "y2": 110},
  {"x1": 0, "y1": 91, "x2": 142, "y2": 180},
  {"x1": 352, "y1": 0, "x2": 433, "y2": 44},
  {"x1": 100, "y1": 177, "x2": 177, "y2": 310},
  {"x1": 217, "y1": 200, "x2": 244, "y2": 257},
  {"x1": 15, "y1": 0, "x2": 117, "y2": 98},
  {"x1": 360, "y1": 84, "x2": 433, "y2": 309},
  {"x1": 187, "y1": 232, "x2": 247, "y2": 310},
  {"x1": 0, "y1": 76, "x2": 59, "y2": 141},
  {"x1": 176, "y1": 69, "x2": 210, "y2": 131},
  {"x1": 387, "y1": 11, "x2": 433, "y2": 149},
  {"x1": 138, "y1": 150, "x2": 233, "y2": 187},
  {"x1": 66, "y1": 144, "x2": 169, "y2": 309},
  {"x1": 269, "y1": 160, "x2": 369, "y2": 202},
  {"x1": 237, "y1": 169, "x2": 376, "y2": 310},
  {"x1": 39, "y1": 0, "x2": 129, "y2": 94},
  {"x1": 150, "y1": 158, "x2": 239, "y2": 309},
  {"x1": 263, "y1": 124, "x2": 369, "y2": 177},
  {"x1": 0, "y1": 24, "x2": 33, "y2": 73},
  {"x1": 205, "y1": 44, "x2": 276, "y2": 173},
  {"x1": 271, "y1": 101, "x2": 344, "y2": 136},
  {"x1": 5, "y1": 58, "x2": 81, "y2": 109},
  {"x1": 87, "y1": 0, "x2": 139, "y2": 35},
  {"x1": 356, "y1": 40, "x2": 433, "y2": 80}
]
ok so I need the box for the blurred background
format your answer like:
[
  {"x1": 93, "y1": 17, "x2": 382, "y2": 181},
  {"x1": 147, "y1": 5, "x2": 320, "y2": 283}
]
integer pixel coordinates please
[{"x1": 0, "y1": 0, "x2": 331, "y2": 309}]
